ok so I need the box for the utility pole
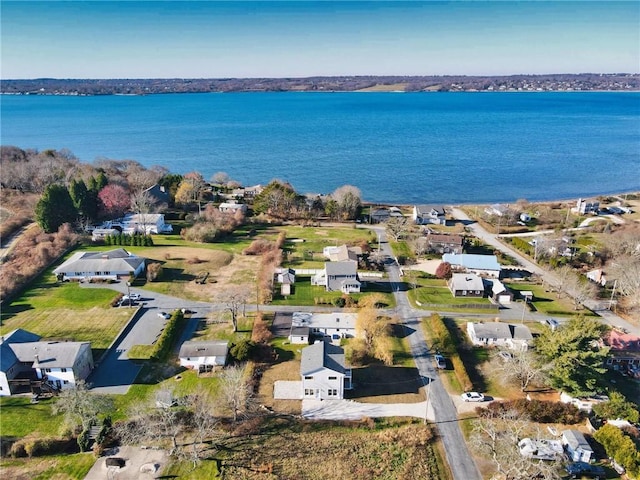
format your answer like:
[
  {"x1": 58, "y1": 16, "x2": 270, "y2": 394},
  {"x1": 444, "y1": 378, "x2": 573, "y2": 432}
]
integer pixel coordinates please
[{"x1": 609, "y1": 279, "x2": 617, "y2": 311}]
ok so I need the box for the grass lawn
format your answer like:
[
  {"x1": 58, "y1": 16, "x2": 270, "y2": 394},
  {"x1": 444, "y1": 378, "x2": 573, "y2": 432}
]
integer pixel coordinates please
[
  {"x1": 0, "y1": 396, "x2": 64, "y2": 438},
  {"x1": 507, "y1": 282, "x2": 597, "y2": 317},
  {"x1": 389, "y1": 240, "x2": 415, "y2": 261},
  {"x1": 407, "y1": 281, "x2": 496, "y2": 314},
  {"x1": 0, "y1": 453, "x2": 96, "y2": 480}
]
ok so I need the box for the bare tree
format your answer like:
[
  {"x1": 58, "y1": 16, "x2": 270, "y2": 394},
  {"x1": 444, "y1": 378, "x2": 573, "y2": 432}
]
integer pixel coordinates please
[
  {"x1": 470, "y1": 409, "x2": 562, "y2": 480},
  {"x1": 331, "y1": 185, "x2": 362, "y2": 220},
  {"x1": 218, "y1": 364, "x2": 255, "y2": 422},
  {"x1": 495, "y1": 350, "x2": 547, "y2": 392},
  {"x1": 215, "y1": 287, "x2": 252, "y2": 332},
  {"x1": 385, "y1": 216, "x2": 410, "y2": 241},
  {"x1": 52, "y1": 380, "x2": 114, "y2": 432},
  {"x1": 566, "y1": 274, "x2": 597, "y2": 310},
  {"x1": 186, "y1": 386, "x2": 224, "y2": 467},
  {"x1": 552, "y1": 264, "x2": 574, "y2": 299}
]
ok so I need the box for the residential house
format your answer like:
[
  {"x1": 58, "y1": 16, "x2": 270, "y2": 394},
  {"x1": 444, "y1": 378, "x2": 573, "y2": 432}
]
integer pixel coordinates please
[
  {"x1": 442, "y1": 253, "x2": 502, "y2": 278},
  {"x1": 586, "y1": 268, "x2": 608, "y2": 287},
  {"x1": 53, "y1": 248, "x2": 145, "y2": 281},
  {"x1": 218, "y1": 201, "x2": 248, "y2": 214},
  {"x1": 484, "y1": 204, "x2": 511, "y2": 217},
  {"x1": 488, "y1": 279, "x2": 514, "y2": 304},
  {"x1": 466, "y1": 322, "x2": 533, "y2": 351},
  {"x1": 275, "y1": 268, "x2": 296, "y2": 296},
  {"x1": 601, "y1": 330, "x2": 640, "y2": 375},
  {"x1": 574, "y1": 198, "x2": 600, "y2": 215},
  {"x1": 121, "y1": 213, "x2": 173, "y2": 234},
  {"x1": 562, "y1": 429, "x2": 594, "y2": 463},
  {"x1": 289, "y1": 312, "x2": 357, "y2": 345},
  {"x1": 323, "y1": 244, "x2": 361, "y2": 262},
  {"x1": 518, "y1": 438, "x2": 564, "y2": 461},
  {"x1": 91, "y1": 228, "x2": 119, "y2": 242},
  {"x1": 425, "y1": 234, "x2": 464, "y2": 254},
  {"x1": 448, "y1": 273, "x2": 485, "y2": 298},
  {"x1": 179, "y1": 341, "x2": 229, "y2": 373},
  {"x1": 369, "y1": 207, "x2": 404, "y2": 224},
  {"x1": 1, "y1": 329, "x2": 94, "y2": 396},
  {"x1": 142, "y1": 184, "x2": 170, "y2": 208},
  {"x1": 560, "y1": 392, "x2": 609, "y2": 413},
  {"x1": 412, "y1": 205, "x2": 447, "y2": 225},
  {"x1": 301, "y1": 342, "x2": 352, "y2": 400},
  {"x1": 312, "y1": 261, "x2": 361, "y2": 293}
]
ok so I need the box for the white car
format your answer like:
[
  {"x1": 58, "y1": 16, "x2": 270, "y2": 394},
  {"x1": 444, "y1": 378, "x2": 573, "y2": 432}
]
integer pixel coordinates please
[
  {"x1": 157, "y1": 311, "x2": 171, "y2": 319},
  {"x1": 122, "y1": 293, "x2": 141, "y2": 301},
  {"x1": 461, "y1": 392, "x2": 485, "y2": 402}
]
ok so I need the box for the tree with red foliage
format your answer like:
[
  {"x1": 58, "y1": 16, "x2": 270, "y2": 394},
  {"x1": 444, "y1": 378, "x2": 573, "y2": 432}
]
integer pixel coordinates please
[
  {"x1": 435, "y1": 261, "x2": 453, "y2": 279},
  {"x1": 98, "y1": 184, "x2": 130, "y2": 219}
]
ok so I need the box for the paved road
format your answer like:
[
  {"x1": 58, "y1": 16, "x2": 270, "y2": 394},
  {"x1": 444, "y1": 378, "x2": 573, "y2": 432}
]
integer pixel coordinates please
[
  {"x1": 371, "y1": 226, "x2": 483, "y2": 480},
  {"x1": 450, "y1": 208, "x2": 639, "y2": 335}
]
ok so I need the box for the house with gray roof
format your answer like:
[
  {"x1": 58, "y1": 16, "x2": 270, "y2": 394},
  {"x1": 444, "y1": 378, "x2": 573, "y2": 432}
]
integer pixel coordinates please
[
  {"x1": 442, "y1": 253, "x2": 502, "y2": 278},
  {"x1": 425, "y1": 233, "x2": 464, "y2": 254},
  {"x1": 179, "y1": 340, "x2": 229, "y2": 373},
  {"x1": 412, "y1": 205, "x2": 447, "y2": 225},
  {"x1": 448, "y1": 273, "x2": 485, "y2": 297},
  {"x1": 289, "y1": 312, "x2": 358, "y2": 345},
  {"x1": 1, "y1": 329, "x2": 94, "y2": 395},
  {"x1": 301, "y1": 342, "x2": 352, "y2": 400},
  {"x1": 311, "y1": 261, "x2": 361, "y2": 293},
  {"x1": 53, "y1": 248, "x2": 145, "y2": 281},
  {"x1": 562, "y1": 429, "x2": 594, "y2": 463},
  {"x1": 466, "y1": 322, "x2": 533, "y2": 351}
]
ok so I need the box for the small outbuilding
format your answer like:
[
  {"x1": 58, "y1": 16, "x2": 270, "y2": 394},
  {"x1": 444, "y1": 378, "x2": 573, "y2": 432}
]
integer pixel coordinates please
[{"x1": 562, "y1": 429, "x2": 594, "y2": 463}]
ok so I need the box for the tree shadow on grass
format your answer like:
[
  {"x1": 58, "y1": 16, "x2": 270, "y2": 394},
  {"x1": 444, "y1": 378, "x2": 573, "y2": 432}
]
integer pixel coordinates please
[
  {"x1": 0, "y1": 303, "x2": 34, "y2": 322},
  {"x1": 159, "y1": 267, "x2": 196, "y2": 282},
  {"x1": 390, "y1": 323, "x2": 415, "y2": 339}
]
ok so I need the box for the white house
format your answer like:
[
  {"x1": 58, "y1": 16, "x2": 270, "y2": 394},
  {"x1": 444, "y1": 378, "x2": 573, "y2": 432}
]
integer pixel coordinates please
[
  {"x1": 442, "y1": 253, "x2": 502, "y2": 278},
  {"x1": 218, "y1": 202, "x2": 248, "y2": 214},
  {"x1": 489, "y1": 279, "x2": 513, "y2": 304},
  {"x1": 466, "y1": 322, "x2": 533, "y2": 351},
  {"x1": 562, "y1": 429, "x2": 594, "y2": 463},
  {"x1": 121, "y1": 213, "x2": 173, "y2": 234},
  {"x1": 312, "y1": 261, "x2": 361, "y2": 293},
  {"x1": 301, "y1": 342, "x2": 352, "y2": 400},
  {"x1": 586, "y1": 268, "x2": 608, "y2": 287},
  {"x1": 518, "y1": 438, "x2": 564, "y2": 461},
  {"x1": 412, "y1": 205, "x2": 447, "y2": 225},
  {"x1": 1, "y1": 329, "x2": 94, "y2": 396},
  {"x1": 574, "y1": 198, "x2": 600, "y2": 215},
  {"x1": 53, "y1": 248, "x2": 145, "y2": 281},
  {"x1": 289, "y1": 312, "x2": 358, "y2": 345},
  {"x1": 179, "y1": 341, "x2": 229, "y2": 373},
  {"x1": 275, "y1": 268, "x2": 296, "y2": 296},
  {"x1": 91, "y1": 228, "x2": 119, "y2": 242}
]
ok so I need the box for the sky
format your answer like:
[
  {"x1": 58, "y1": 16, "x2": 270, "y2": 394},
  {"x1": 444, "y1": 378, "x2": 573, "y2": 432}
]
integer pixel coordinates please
[{"x1": 1, "y1": 1, "x2": 639, "y2": 79}]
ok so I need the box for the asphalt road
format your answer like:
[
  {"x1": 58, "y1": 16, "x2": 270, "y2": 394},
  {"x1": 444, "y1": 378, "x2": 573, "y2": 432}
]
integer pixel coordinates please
[{"x1": 373, "y1": 226, "x2": 483, "y2": 480}]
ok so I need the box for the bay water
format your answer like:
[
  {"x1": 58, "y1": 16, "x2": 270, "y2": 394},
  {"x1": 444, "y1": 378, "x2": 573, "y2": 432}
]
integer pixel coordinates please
[{"x1": 1, "y1": 92, "x2": 638, "y2": 204}]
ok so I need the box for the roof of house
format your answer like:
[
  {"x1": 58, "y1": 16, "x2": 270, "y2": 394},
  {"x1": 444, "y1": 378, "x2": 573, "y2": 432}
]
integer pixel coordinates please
[
  {"x1": 562, "y1": 430, "x2": 593, "y2": 451},
  {"x1": 53, "y1": 249, "x2": 145, "y2": 274},
  {"x1": 301, "y1": 341, "x2": 347, "y2": 376},
  {"x1": 468, "y1": 322, "x2": 533, "y2": 342},
  {"x1": 426, "y1": 234, "x2": 464, "y2": 245},
  {"x1": 179, "y1": 341, "x2": 229, "y2": 358},
  {"x1": 11, "y1": 340, "x2": 90, "y2": 369},
  {"x1": 442, "y1": 253, "x2": 501, "y2": 272},
  {"x1": 449, "y1": 273, "x2": 485, "y2": 292},
  {"x1": 292, "y1": 312, "x2": 357, "y2": 331},
  {"x1": 603, "y1": 330, "x2": 640, "y2": 351},
  {"x1": 123, "y1": 213, "x2": 166, "y2": 224},
  {"x1": 219, "y1": 202, "x2": 247, "y2": 210},
  {"x1": 414, "y1": 205, "x2": 446, "y2": 216},
  {"x1": 491, "y1": 279, "x2": 510, "y2": 296},
  {"x1": 0, "y1": 329, "x2": 42, "y2": 372},
  {"x1": 325, "y1": 261, "x2": 357, "y2": 277}
]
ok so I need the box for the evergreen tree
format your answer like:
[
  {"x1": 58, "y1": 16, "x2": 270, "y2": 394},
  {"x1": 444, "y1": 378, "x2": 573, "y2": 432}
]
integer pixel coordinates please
[{"x1": 35, "y1": 184, "x2": 77, "y2": 233}]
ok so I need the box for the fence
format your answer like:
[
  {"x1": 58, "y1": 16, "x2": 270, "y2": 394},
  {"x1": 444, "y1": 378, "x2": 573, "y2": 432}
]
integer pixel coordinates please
[{"x1": 416, "y1": 301, "x2": 499, "y2": 311}]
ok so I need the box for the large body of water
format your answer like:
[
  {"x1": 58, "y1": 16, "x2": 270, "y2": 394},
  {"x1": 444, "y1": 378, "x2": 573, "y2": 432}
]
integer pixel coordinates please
[{"x1": 1, "y1": 92, "x2": 639, "y2": 204}]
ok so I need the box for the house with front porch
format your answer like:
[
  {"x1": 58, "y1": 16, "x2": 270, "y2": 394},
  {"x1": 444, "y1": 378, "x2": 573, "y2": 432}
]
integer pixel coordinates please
[
  {"x1": 53, "y1": 248, "x2": 145, "y2": 281},
  {"x1": 448, "y1": 273, "x2": 485, "y2": 298},
  {"x1": 179, "y1": 340, "x2": 229, "y2": 373},
  {"x1": 412, "y1": 205, "x2": 447, "y2": 225},
  {"x1": 312, "y1": 261, "x2": 361, "y2": 293},
  {"x1": 301, "y1": 342, "x2": 352, "y2": 400},
  {"x1": 466, "y1": 322, "x2": 533, "y2": 351}
]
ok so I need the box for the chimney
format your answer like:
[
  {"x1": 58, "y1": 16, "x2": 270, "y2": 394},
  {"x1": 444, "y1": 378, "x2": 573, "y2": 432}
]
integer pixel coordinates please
[{"x1": 34, "y1": 354, "x2": 39, "y2": 363}]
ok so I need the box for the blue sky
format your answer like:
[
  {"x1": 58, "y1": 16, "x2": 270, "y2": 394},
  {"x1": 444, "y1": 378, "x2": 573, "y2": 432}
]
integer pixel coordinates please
[{"x1": 2, "y1": 1, "x2": 639, "y2": 78}]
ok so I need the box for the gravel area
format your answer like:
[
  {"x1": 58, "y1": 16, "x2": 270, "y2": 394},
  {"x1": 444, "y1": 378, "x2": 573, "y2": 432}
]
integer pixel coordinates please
[{"x1": 302, "y1": 399, "x2": 432, "y2": 421}]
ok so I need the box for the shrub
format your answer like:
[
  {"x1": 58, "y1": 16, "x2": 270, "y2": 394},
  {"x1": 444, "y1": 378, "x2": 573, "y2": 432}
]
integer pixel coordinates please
[
  {"x1": 251, "y1": 313, "x2": 272, "y2": 343},
  {"x1": 110, "y1": 292, "x2": 124, "y2": 307},
  {"x1": 146, "y1": 261, "x2": 163, "y2": 282},
  {"x1": 451, "y1": 356, "x2": 473, "y2": 392},
  {"x1": 150, "y1": 310, "x2": 185, "y2": 361},
  {"x1": 230, "y1": 339, "x2": 257, "y2": 361},
  {"x1": 243, "y1": 239, "x2": 276, "y2": 255},
  {"x1": 333, "y1": 297, "x2": 346, "y2": 308},
  {"x1": 477, "y1": 399, "x2": 584, "y2": 424}
]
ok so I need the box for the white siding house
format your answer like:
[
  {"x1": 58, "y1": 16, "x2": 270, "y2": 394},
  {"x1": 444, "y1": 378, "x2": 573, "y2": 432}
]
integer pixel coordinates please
[
  {"x1": 301, "y1": 342, "x2": 352, "y2": 400},
  {"x1": 562, "y1": 429, "x2": 594, "y2": 463},
  {"x1": 312, "y1": 261, "x2": 361, "y2": 293},
  {"x1": 289, "y1": 312, "x2": 358, "y2": 345},
  {"x1": 466, "y1": 322, "x2": 533, "y2": 351},
  {"x1": 53, "y1": 249, "x2": 145, "y2": 281},
  {"x1": 179, "y1": 341, "x2": 229, "y2": 372}
]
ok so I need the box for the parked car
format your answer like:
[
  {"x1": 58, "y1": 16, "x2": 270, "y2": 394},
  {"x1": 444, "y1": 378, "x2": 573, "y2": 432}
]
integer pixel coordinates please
[
  {"x1": 157, "y1": 311, "x2": 171, "y2": 319},
  {"x1": 540, "y1": 318, "x2": 559, "y2": 331},
  {"x1": 434, "y1": 354, "x2": 446, "y2": 369},
  {"x1": 461, "y1": 392, "x2": 485, "y2": 402},
  {"x1": 565, "y1": 462, "x2": 606, "y2": 479},
  {"x1": 122, "y1": 293, "x2": 141, "y2": 301}
]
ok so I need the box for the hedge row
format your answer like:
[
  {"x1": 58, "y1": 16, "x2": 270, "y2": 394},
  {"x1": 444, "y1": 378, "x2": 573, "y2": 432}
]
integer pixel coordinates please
[
  {"x1": 150, "y1": 310, "x2": 185, "y2": 361},
  {"x1": 427, "y1": 313, "x2": 474, "y2": 391},
  {"x1": 477, "y1": 399, "x2": 585, "y2": 424}
]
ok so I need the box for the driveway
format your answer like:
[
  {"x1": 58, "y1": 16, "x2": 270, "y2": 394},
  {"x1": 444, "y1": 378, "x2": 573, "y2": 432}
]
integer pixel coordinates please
[
  {"x1": 302, "y1": 398, "x2": 431, "y2": 421},
  {"x1": 85, "y1": 283, "x2": 213, "y2": 394},
  {"x1": 84, "y1": 446, "x2": 168, "y2": 480}
]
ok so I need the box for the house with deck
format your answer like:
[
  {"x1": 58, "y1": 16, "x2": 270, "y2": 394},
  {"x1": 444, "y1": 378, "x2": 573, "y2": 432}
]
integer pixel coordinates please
[
  {"x1": 1, "y1": 329, "x2": 94, "y2": 396},
  {"x1": 288, "y1": 312, "x2": 358, "y2": 345},
  {"x1": 312, "y1": 261, "x2": 361, "y2": 293},
  {"x1": 601, "y1": 329, "x2": 640, "y2": 376},
  {"x1": 412, "y1": 205, "x2": 447, "y2": 225},
  {"x1": 466, "y1": 322, "x2": 533, "y2": 351},
  {"x1": 301, "y1": 342, "x2": 352, "y2": 400},
  {"x1": 54, "y1": 248, "x2": 145, "y2": 281},
  {"x1": 179, "y1": 341, "x2": 229, "y2": 373}
]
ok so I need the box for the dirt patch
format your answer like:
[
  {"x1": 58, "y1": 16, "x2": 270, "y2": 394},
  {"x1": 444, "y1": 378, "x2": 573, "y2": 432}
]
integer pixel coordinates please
[
  {"x1": 183, "y1": 254, "x2": 259, "y2": 298},
  {"x1": 256, "y1": 360, "x2": 302, "y2": 415},
  {"x1": 406, "y1": 259, "x2": 441, "y2": 275}
]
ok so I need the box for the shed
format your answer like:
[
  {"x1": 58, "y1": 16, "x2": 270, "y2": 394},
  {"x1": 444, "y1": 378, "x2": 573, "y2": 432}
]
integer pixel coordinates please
[{"x1": 562, "y1": 429, "x2": 594, "y2": 463}]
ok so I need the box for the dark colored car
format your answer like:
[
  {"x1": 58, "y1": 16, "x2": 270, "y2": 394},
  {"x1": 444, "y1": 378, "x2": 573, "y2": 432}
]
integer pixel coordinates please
[{"x1": 565, "y1": 462, "x2": 606, "y2": 479}]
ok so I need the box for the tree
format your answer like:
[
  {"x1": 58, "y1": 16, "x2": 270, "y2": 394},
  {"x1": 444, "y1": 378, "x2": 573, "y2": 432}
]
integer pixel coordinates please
[
  {"x1": 593, "y1": 424, "x2": 640, "y2": 478},
  {"x1": 52, "y1": 380, "x2": 113, "y2": 432},
  {"x1": 435, "y1": 261, "x2": 453, "y2": 280},
  {"x1": 385, "y1": 216, "x2": 410, "y2": 241},
  {"x1": 253, "y1": 180, "x2": 301, "y2": 218},
  {"x1": 331, "y1": 185, "x2": 362, "y2": 220},
  {"x1": 592, "y1": 391, "x2": 640, "y2": 423},
  {"x1": 566, "y1": 273, "x2": 597, "y2": 310},
  {"x1": 355, "y1": 308, "x2": 393, "y2": 365},
  {"x1": 470, "y1": 409, "x2": 562, "y2": 480},
  {"x1": 35, "y1": 184, "x2": 77, "y2": 233},
  {"x1": 98, "y1": 183, "x2": 130, "y2": 218},
  {"x1": 216, "y1": 287, "x2": 251, "y2": 332},
  {"x1": 211, "y1": 171, "x2": 230, "y2": 186},
  {"x1": 495, "y1": 350, "x2": 547, "y2": 392},
  {"x1": 534, "y1": 317, "x2": 609, "y2": 396},
  {"x1": 218, "y1": 364, "x2": 255, "y2": 422},
  {"x1": 186, "y1": 386, "x2": 224, "y2": 467}
]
